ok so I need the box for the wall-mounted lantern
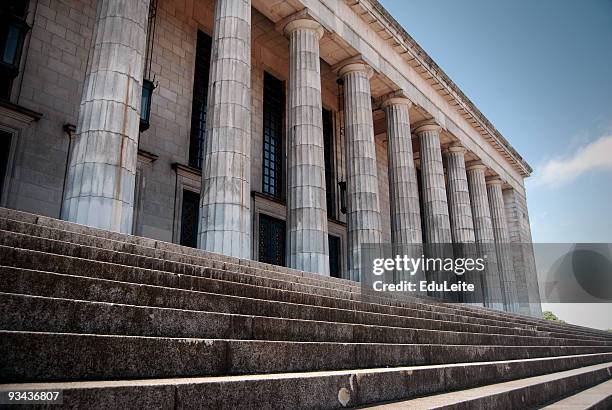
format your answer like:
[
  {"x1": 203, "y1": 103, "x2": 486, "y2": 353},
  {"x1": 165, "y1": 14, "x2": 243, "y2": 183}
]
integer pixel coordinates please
[
  {"x1": 139, "y1": 78, "x2": 156, "y2": 131},
  {"x1": 139, "y1": 0, "x2": 158, "y2": 132},
  {"x1": 338, "y1": 181, "x2": 347, "y2": 214}
]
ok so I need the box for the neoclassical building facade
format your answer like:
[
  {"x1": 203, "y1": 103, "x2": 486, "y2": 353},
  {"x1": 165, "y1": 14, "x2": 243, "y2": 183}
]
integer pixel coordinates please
[{"x1": 0, "y1": 0, "x2": 541, "y2": 316}]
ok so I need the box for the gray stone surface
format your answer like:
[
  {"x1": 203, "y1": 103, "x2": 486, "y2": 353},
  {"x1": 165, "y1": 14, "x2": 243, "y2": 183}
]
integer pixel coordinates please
[
  {"x1": 487, "y1": 178, "x2": 520, "y2": 313},
  {"x1": 467, "y1": 164, "x2": 505, "y2": 311},
  {"x1": 415, "y1": 121, "x2": 452, "y2": 244},
  {"x1": 0, "y1": 206, "x2": 603, "y2": 342},
  {"x1": 284, "y1": 18, "x2": 329, "y2": 275},
  {"x1": 61, "y1": 0, "x2": 150, "y2": 233},
  {"x1": 444, "y1": 145, "x2": 475, "y2": 244},
  {"x1": 1, "y1": 253, "x2": 604, "y2": 342},
  {"x1": 542, "y1": 377, "x2": 612, "y2": 409},
  {"x1": 414, "y1": 121, "x2": 453, "y2": 299},
  {"x1": 503, "y1": 187, "x2": 543, "y2": 318},
  {"x1": 337, "y1": 61, "x2": 382, "y2": 281},
  {"x1": 444, "y1": 145, "x2": 483, "y2": 305},
  {"x1": 2, "y1": 292, "x2": 608, "y2": 347},
  {"x1": 371, "y1": 360, "x2": 612, "y2": 409},
  {"x1": 1, "y1": 355, "x2": 610, "y2": 409},
  {"x1": 198, "y1": 0, "x2": 252, "y2": 259},
  {"x1": 0, "y1": 206, "x2": 610, "y2": 407},
  {"x1": 2, "y1": 330, "x2": 610, "y2": 383},
  {"x1": 382, "y1": 97, "x2": 422, "y2": 246},
  {"x1": 0, "y1": 206, "x2": 604, "y2": 342}
]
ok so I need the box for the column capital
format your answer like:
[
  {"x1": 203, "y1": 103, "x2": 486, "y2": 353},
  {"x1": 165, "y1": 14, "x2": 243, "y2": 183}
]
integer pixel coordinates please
[
  {"x1": 381, "y1": 97, "x2": 412, "y2": 109},
  {"x1": 466, "y1": 161, "x2": 488, "y2": 172},
  {"x1": 485, "y1": 176, "x2": 504, "y2": 186},
  {"x1": 333, "y1": 56, "x2": 374, "y2": 79},
  {"x1": 380, "y1": 91, "x2": 413, "y2": 109},
  {"x1": 276, "y1": 9, "x2": 325, "y2": 39},
  {"x1": 283, "y1": 19, "x2": 324, "y2": 39},
  {"x1": 412, "y1": 119, "x2": 441, "y2": 134},
  {"x1": 443, "y1": 143, "x2": 467, "y2": 155}
]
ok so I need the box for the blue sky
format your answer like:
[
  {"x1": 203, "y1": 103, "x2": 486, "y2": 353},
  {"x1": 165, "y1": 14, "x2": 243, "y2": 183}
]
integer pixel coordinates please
[{"x1": 380, "y1": 0, "x2": 612, "y2": 328}]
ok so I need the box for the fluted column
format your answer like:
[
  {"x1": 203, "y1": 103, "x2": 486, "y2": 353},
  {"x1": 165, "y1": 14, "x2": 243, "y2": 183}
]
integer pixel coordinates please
[
  {"x1": 198, "y1": 0, "x2": 252, "y2": 259},
  {"x1": 284, "y1": 19, "x2": 329, "y2": 274},
  {"x1": 338, "y1": 61, "x2": 382, "y2": 281},
  {"x1": 487, "y1": 177, "x2": 519, "y2": 313},
  {"x1": 382, "y1": 97, "x2": 422, "y2": 246},
  {"x1": 444, "y1": 145, "x2": 475, "y2": 243},
  {"x1": 467, "y1": 164, "x2": 504, "y2": 310},
  {"x1": 62, "y1": 0, "x2": 150, "y2": 233},
  {"x1": 415, "y1": 121, "x2": 452, "y2": 244},
  {"x1": 414, "y1": 121, "x2": 452, "y2": 299},
  {"x1": 445, "y1": 144, "x2": 483, "y2": 305}
]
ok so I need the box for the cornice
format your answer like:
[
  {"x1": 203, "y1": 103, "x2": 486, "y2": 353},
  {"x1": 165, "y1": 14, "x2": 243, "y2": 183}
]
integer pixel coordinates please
[{"x1": 344, "y1": 0, "x2": 532, "y2": 177}]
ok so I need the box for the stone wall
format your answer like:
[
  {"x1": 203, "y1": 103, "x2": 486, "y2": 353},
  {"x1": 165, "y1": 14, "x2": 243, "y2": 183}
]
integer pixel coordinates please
[{"x1": 4, "y1": 0, "x2": 96, "y2": 217}]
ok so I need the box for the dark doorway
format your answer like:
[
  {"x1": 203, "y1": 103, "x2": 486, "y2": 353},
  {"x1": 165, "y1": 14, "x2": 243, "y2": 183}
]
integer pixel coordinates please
[
  {"x1": 328, "y1": 234, "x2": 341, "y2": 278},
  {"x1": 258, "y1": 213, "x2": 286, "y2": 266},
  {"x1": 180, "y1": 190, "x2": 200, "y2": 248}
]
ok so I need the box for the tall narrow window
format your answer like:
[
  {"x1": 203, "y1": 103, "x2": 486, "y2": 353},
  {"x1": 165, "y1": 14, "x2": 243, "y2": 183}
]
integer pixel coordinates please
[
  {"x1": 0, "y1": 1, "x2": 30, "y2": 100},
  {"x1": 0, "y1": 130, "x2": 12, "y2": 200},
  {"x1": 258, "y1": 214, "x2": 286, "y2": 266},
  {"x1": 322, "y1": 108, "x2": 336, "y2": 218},
  {"x1": 262, "y1": 72, "x2": 284, "y2": 198},
  {"x1": 180, "y1": 190, "x2": 200, "y2": 248},
  {"x1": 328, "y1": 234, "x2": 341, "y2": 278},
  {"x1": 188, "y1": 30, "x2": 212, "y2": 169}
]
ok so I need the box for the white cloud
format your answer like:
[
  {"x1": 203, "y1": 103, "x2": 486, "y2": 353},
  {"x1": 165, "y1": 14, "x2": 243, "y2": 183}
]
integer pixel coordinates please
[{"x1": 530, "y1": 135, "x2": 612, "y2": 188}]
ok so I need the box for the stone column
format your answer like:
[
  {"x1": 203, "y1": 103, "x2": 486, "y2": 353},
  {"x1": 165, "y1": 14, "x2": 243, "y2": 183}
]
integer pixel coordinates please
[
  {"x1": 414, "y1": 121, "x2": 453, "y2": 299},
  {"x1": 62, "y1": 0, "x2": 150, "y2": 233},
  {"x1": 487, "y1": 177, "x2": 519, "y2": 313},
  {"x1": 503, "y1": 187, "x2": 542, "y2": 317},
  {"x1": 444, "y1": 145, "x2": 475, "y2": 243},
  {"x1": 444, "y1": 144, "x2": 482, "y2": 305},
  {"x1": 466, "y1": 163, "x2": 504, "y2": 311},
  {"x1": 338, "y1": 61, "x2": 382, "y2": 281},
  {"x1": 198, "y1": 0, "x2": 252, "y2": 259},
  {"x1": 415, "y1": 121, "x2": 452, "y2": 244},
  {"x1": 284, "y1": 19, "x2": 329, "y2": 274},
  {"x1": 382, "y1": 97, "x2": 422, "y2": 246},
  {"x1": 382, "y1": 96, "x2": 423, "y2": 286}
]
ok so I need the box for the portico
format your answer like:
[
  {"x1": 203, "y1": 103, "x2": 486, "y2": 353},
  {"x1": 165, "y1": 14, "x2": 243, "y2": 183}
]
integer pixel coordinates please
[{"x1": 0, "y1": 0, "x2": 540, "y2": 316}]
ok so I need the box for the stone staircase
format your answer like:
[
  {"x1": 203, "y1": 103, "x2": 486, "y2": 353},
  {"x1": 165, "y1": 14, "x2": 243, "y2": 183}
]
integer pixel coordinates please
[{"x1": 0, "y1": 207, "x2": 611, "y2": 408}]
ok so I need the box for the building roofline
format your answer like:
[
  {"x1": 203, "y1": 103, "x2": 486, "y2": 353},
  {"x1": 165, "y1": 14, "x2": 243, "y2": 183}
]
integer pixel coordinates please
[{"x1": 365, "y1": 0, "x2": 533, "y2": 176}]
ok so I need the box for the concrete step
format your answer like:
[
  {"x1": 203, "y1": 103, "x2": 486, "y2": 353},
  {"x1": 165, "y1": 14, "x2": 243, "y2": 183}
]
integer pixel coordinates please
[
  {"x1": 541, "y1": 378, "x2": 612, "y2": 409},
  {"x1": 1, "y1": 292, "x2": 605, "y2": 347},
  {"x1": 1, "y1": 214, "x2": 604, "y2": 342},
  {"x1": 366, "y1": 361, "x2": 612, "y2": 409},
  {"x1": 5, "y1": 331, "x2": 611, "y2": 383},
  {"x1": 1, "y1": 355, "x2": 611, "y2": 409},
  {"x1": 1, "y1": 244, "x2": 608, "y2": 345},
  {"x1": 3, "y1": 265, "x2": 609, "y2": 345},
  {"x1": 1, "y1": 210, "x2": 606, "y2": 341}
]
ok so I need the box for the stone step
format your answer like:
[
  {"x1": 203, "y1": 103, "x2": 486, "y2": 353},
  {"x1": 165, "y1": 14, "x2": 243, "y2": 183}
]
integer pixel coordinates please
[
  {"x1": 541, "y1": 377, "x2": 612, "y2": 409},
  {"x1": 0, "y1": 209, "x2": 604, "y2": 340},
  {"x1": 3, "y1": 265, "x2": 608, "y2": 344},
  {"x1": 1, "y1": 355, "x2": 611, "y2": 409},
  {"x1": 0, "y1": 222, "x2": 542, "y2": 330},
  {"x1": 1, "y1": 244, "x2": 607, "y2": 344},
  {"x1": 5, "y1": 330, "x2": 610, "y2": 383},
  {"x1": 367, "y1": 361, "x2": 612, "y2": 409},
  {"x1": 1, "y1": 292, "x2": 605, "y2": 347}
]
